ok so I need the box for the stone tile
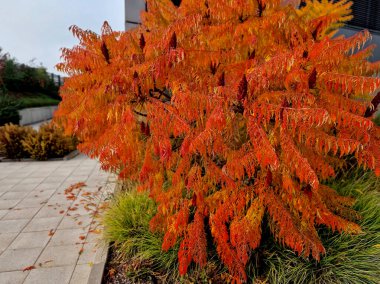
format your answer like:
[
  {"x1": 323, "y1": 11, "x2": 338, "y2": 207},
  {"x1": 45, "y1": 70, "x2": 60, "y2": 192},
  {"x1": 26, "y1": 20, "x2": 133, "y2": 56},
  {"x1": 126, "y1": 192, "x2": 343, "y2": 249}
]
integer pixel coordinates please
[
  {"x1": 23, "y1": 217, "x2": 62, "y2": 232},
  {"x1": 0, "y1": 219, "x2": 29, "y2": 233},
  {"x1": 0, "y1": 199, "x2": 20, "y2": 210},
  {"x1": 27, "y1": 171, "x2": 54, "y2": 178},
  {"x1": 9, "y1": 231, "x2": 51, "y2": 249},
  {"x1": 49, "y1": 229, "x2": 86, "y2": 246},
  {"x1": 14, "y1": 197, "x2": 48, "y2": 209},
  {"x1": 27, "y1": 189, "x2": 56, "y2": 199},
  {"x1": 77, "y1": 242, "x2": 98, "y2": 265},
  {"x1": 36, "y1": 245, "x2": 82, "y2": 268},
  {"x1": 1, "y1": 191, "x2": 29, "y2": 200},
  {"x1": 1, "y1": 178, "x2": 20, "y2": 186},
  {"x1": 19, "y1": 177, "x2": 45, "y2": 184},
  {"x1": 0, "y1": 210, "x2": 8, "y2": 219},
  {"x1": 65, "y1": 176, "x2": 89, "y2": 183},
  {"x1": 51, "y1": 170, "x2": 73, "y2": 177},
  {"x1": 0, "y1": 233, "x2": 18, "y2": 253},
  {"x1": 47, "y1": 194, "x2": 72, "y2": 206},
  {"x1": 0, "y1": 271, "x2": 28, "y2": 284},
  {"x1": 43, "y1": 176, "x2": 67, "y2": 184},
  {"x1": 34, "y1": 183, "x2": 61, "y2": 191},
  {"x1": 57, "y1": 214, "x2": 92, "y2": 230},
  {"x1": 24, "y1": 265, "x2": 75, "y2": 284},
  {"x1": 0, "y1": 248, "x2": 42, "y2": 272},
  {"x1": 10, "y1": 171, "x2": 33, "y2": 179},
  {"x1": 2, "y1": 207, "x2": 40, "y2": 220},
  {"x1": 0, "y1": 184, "x2": 15, "y2": 192},
  {"x1": 34, "y1": 204, "x2": 66, "y2": 219},
  {"x1": 69, "y1": 264, "x2": 92, "y2": 284},
  {"x1": 10, "y1": 183, "x2": 39, "y2": 192}
]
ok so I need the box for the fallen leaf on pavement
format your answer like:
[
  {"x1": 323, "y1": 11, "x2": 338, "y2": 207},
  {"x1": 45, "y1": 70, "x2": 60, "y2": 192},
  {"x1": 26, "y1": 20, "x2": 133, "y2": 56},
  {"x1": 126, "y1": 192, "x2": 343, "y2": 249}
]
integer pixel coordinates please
[{"x1": 22, "y1": 266, "x2": 36, "y2": 272}]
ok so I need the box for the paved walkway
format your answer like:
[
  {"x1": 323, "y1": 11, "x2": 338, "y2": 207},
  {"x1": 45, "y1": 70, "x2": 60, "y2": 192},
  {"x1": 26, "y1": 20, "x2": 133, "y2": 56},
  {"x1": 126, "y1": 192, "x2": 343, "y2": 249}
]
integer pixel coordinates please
[{"x1": 0, "y1": 155, "x2": 112, "y2": 284}]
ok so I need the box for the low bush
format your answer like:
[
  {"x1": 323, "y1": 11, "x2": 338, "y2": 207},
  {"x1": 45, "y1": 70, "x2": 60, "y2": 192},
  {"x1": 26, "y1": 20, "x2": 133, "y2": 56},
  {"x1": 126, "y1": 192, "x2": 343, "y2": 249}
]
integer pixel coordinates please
[
  {"x1": 22, "y1": 123, "x2": 77, "y2": 160},
  {"x1": 0, "y1": 93, "x2": 20, "y2": 126},
  {"x1": 0, "y1": 123, "x2": 35, "y2": 158}
]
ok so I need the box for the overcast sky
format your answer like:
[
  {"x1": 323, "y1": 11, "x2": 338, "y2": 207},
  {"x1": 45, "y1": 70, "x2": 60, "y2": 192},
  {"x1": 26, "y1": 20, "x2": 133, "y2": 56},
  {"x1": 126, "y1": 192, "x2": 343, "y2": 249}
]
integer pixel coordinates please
[{"x1": 0, "y1": 0, "x2": 125, "y2": 76}]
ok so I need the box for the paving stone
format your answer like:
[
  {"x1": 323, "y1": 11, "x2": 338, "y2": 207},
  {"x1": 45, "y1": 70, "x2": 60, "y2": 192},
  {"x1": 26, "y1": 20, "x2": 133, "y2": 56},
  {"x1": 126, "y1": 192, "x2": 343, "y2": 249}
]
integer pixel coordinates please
[
  {"x1": 34, "y1": 204, "x2": 66, "y2": 218},
  {"x1": 1, "y1": 191, "x2": 29, "y2": 200},
  {"x1": 10, "y1": 183, "x2": 39, "y2": 192},
  {"x1": 0, "y1": 233, "x2": 18, "y2": 253},
  {"x1": 36, "y1": 244, "x2": 82, "y2": 267},
  {"x1": 1, "y1": 178, "x2": 21, "y2": 186},
  {"x1": 0, "y1": 271, "x2": 28, "y2": 284},
  {"x1": 34, "y1": 183, "x2": 61, "y2": 191},
  {"x1": 47, "y1": 194, "x2": 72, "y2": 206},
  {"x1": 49, "y1": 229, "x2": 86, "y2": 246},
  {"x1": 2, "y1": 207, "x2": 40, "y2": 220},
  {"x1": 23, "y1": 216, "x2": 62, "y2": 232},
  {"x1": 0, "y1": 184, "x2": 15, "y2": 192},
  {"x1": 0, "y1": 199, "x2": 20, "y2": 210},
  {"x1": 0, "y1": 219, "x2": 29, "y2": 233},
  {"x1": 69, "y1": 263, "x2": 92, "y2": 284},
  {"x1": 19, "y1": 177, "x2": 45, "y2": 184},
  {"x1": 27, "y1": 171, "x2": 54, "y2": 178},
  {"x1": 0, "y1": 210, "x2": 8, "y2": 219},
  {"x1": 43, "y1": 176, "x2": 68, "y2": 184},
  {"x1": 10, "y1": 171, "x2": 33, "y2": 179},
  {"x1": 65, "y1": 175, "x2": 89, "y2": 183},
  {"x1": 14, "y1": 197, "x2": 49, "y2": 209},
  {"x1": 77, "y1": 242, "x2": 99, "y2": 265},
  {"x1": 57, "y1": 214, "x2": 92, "y2": 230},
  {"x1": 9, "y1": 231, "x2": 51, "y2": 249},
  {"x1": 24, "y1": 265, "x2": 75, "y2": 284},
  {"x1": 0, "y1": 248, "x2": 42, "y2": 272}
]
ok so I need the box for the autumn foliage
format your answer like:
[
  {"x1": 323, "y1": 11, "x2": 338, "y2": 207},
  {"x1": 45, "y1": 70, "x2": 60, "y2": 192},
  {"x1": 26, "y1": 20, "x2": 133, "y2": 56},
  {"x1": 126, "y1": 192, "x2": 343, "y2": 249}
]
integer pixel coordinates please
[{"x1": 55, "y1": 0, "x2": 380, "y2": 282}]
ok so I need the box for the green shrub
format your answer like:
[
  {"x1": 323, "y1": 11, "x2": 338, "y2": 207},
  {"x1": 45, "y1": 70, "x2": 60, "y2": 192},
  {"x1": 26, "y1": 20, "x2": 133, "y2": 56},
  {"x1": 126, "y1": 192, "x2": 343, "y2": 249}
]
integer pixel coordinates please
[
  {"x1": 22, "y1": 123, "x2": 77, "y2": 160},
  {"x1": 0, "y1": 93, "x2": 20, "y2": 126},
  {"x1": 261, "y1": 170, "x2": 380, "y2": 284},
  {"x1": 0, "y1": 123, "x2": 35, "y2": 158}
]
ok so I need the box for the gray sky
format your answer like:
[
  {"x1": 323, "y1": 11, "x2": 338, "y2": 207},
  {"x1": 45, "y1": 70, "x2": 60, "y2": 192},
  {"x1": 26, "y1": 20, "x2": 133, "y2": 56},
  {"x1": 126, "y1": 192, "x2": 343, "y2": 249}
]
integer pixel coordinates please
[{"x1": 0, "y1": 0, "x2": 125, "y2": 76}]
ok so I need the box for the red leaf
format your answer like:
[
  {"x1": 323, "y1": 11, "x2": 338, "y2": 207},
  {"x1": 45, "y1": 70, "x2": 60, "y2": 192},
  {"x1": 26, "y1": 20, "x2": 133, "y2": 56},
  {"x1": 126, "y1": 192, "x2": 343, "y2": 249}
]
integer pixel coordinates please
[{"x1": 22, "y1": 265, "x2": 36, "y2": 272}]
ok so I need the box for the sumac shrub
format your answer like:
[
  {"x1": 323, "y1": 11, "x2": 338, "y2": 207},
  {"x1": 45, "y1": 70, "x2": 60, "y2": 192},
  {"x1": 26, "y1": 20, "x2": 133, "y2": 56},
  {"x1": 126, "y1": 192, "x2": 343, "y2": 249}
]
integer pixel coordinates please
[{"x1": 55, "y1": 0, "x2": 380, "y2": 282}]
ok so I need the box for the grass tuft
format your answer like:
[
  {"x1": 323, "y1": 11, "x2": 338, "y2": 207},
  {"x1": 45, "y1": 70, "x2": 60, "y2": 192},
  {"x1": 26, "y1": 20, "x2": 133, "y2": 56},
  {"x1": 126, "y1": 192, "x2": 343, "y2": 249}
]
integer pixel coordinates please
[{"x1": 101, "y1": 190, "x2": 180, "y2": 282}]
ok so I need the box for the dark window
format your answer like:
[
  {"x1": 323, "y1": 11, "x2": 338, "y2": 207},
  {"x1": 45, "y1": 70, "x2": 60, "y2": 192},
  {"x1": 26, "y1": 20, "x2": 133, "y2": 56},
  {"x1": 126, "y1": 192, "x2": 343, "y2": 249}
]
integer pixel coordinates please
[{"x1": 348, "y1": 0, "x2": 380, "y2": 32}]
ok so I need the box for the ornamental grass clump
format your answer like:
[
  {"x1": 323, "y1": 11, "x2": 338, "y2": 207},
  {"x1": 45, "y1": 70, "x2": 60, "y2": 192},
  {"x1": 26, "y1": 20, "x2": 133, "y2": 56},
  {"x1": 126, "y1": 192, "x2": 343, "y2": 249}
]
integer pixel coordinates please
[{"x1": 56, "y1": 0, "x2": 380, "y2": 282}]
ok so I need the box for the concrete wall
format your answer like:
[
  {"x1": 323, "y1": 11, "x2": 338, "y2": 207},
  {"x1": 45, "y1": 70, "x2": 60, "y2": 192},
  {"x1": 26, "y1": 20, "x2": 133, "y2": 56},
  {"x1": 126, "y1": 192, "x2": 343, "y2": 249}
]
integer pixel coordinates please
[{"x1": 19, "y1": 106, "x2": 58, "y2": 126}]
